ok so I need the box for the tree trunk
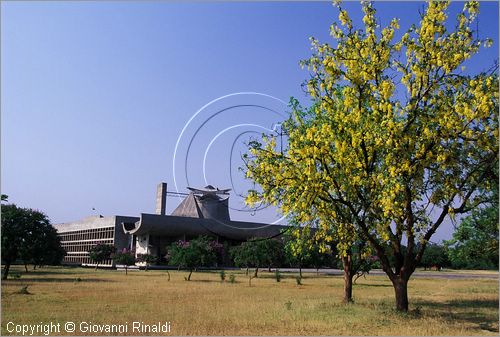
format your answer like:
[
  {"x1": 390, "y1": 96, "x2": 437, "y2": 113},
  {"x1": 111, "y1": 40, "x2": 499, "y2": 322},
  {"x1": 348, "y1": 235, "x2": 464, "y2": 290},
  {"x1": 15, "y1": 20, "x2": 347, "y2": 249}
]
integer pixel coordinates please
[
  {"x1": 392, "y1": 277, "x2": 409, "y2": 312},
  {"x1": 343, "y1": 272, "x2": 354, "y2": 303},
  {"x1": 24, "y1": 264, "x2": 28, "y2": 272},
  {"x1": 245, "y1": 267, "x2": 249, "y2": 275},
  {"x1": 342, "y1": 255, "x2": 354, "y2": 303},
  {"x1": 299, "y1": 266, "x2": 302, "y2": 278},
  {"x1": 2, "y1": 263, "x2": 11, "y2": 280},
  {"x1": 125, "y1": 266, "x2": 128, "y2": 275},
  {"x1": 95, "y1": 263, "x2": 99, "y2": 271},
  {"x1": 187, "y1": 269, "x2": 193, "y2": 281},
  {"x1": 268, "y1": 266, "x2": 271, "y2": 272},
  {"x1": 254, "y1": 267, "x2": 259, "y2": 278}
]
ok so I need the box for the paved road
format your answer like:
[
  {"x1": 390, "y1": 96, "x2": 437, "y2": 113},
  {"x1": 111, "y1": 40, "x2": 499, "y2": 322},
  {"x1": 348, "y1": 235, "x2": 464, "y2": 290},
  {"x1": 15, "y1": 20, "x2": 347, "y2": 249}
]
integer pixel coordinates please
[
  {"x1": 118, "y1": 266, "x2": 498, "y2": 279},
  {"x1": 272, "y1": 268, "x2": 499, "y2": 279}
]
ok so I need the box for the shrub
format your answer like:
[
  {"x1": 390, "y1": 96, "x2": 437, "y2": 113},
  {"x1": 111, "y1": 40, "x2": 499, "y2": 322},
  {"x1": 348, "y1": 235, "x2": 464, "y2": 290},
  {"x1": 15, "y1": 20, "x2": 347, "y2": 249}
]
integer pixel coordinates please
[
  {"x1": 166, "y1": 236, "x2": 219, "y2": 281},
  {"x1": 136, "y1": 253, "x2": 157, "y2": 271},
  {"x1": 88, "y1": 243, "x2": 115, "y2": 270},
  {"x1": 112, "y1": 248, "x2": 135, "y2": 275}
]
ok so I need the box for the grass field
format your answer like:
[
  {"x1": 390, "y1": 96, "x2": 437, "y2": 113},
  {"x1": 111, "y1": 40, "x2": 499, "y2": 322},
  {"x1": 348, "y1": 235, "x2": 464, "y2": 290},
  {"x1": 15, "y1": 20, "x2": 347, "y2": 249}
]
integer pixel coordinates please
[{"x1": 1, "y1": 266, "x2": 498, "y2": 336}]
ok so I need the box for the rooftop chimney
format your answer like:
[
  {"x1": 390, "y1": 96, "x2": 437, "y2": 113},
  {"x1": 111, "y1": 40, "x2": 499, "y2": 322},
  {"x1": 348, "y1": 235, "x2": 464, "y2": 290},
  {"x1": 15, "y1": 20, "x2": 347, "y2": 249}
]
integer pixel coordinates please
[{"x1": 155, "y1": 182, "x2": 167, "y2": 215}]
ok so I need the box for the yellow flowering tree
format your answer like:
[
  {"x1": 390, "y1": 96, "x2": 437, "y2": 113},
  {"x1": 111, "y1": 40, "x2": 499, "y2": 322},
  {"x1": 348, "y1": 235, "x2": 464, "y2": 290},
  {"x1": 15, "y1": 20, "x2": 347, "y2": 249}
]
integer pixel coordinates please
[{"x1": 244, "y1": 0, "x2": 498, "y2": 312}]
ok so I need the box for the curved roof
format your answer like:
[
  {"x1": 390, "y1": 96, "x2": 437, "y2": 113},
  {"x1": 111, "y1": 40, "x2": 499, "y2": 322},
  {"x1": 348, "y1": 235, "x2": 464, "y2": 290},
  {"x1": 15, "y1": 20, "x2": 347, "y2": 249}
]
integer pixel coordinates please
[
  {"x1": 122, "y1": 213, "x2": 286, "y2": 241},
  {"x1": 187, "y1": 186, "x2": 231, "y2": 195}
]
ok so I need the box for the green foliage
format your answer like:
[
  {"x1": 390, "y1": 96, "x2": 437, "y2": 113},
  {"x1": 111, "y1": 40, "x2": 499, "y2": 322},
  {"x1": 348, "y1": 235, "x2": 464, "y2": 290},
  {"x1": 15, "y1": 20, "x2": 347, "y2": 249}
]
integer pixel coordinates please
[
  {"x1": 445, "y1": 207, "x2": 499, "y2": 270},
  {"x1": 445, "y1": 166, "x2": 498, "y2": 270},
  {"x1": 283, "y1": 224, "x2": 335, "y2": 269},
  {"x1": 220, "y1": 270, "x2": 226, "y2": 281},
  {"x1": 2, "y1": 204, "x2": 28, "y2": 274},
  {"x1": 136, "y1": 253, "x2": 157, "y2": 271},
  {"x1": 335, "y1": 242, "x2": 376, "y2": 285},
  {"x1": 88, "y1": 243, "x2": 115, "y2": 268},
  {"x1": 230, "y1": 238, "x2": 285, "y2": 276},
  {"x1": 20, "y1": 219, "x2": 65, "y2": 268},
  {"x1": 112, "y1": 248, "x2": 136, "y2": 274},
  {"x1": 1, "y1": 203, "x2": 65, "y2": 280},
  {"x1": 166, "y1": 236, "x2": 221, "y2": 280},
  {"x1": 418, "y1": 243, "x2": 450, "y2": 270},
  {"x1": 228, "y1": 273, "x2": 236, "y2": 284},
  {"x1": 243, "y1": 0, "x2": 498, "y2": 311}
]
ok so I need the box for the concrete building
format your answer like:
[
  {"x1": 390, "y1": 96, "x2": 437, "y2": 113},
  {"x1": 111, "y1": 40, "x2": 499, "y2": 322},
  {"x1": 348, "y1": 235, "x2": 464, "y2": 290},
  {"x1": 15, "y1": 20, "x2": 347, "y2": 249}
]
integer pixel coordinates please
[
  {"x1": 54, "y1": 183, "x2": 285, "y2": 267},
  {"x1": 56, "y1": 215, "x2": 138, "y2": 266}
]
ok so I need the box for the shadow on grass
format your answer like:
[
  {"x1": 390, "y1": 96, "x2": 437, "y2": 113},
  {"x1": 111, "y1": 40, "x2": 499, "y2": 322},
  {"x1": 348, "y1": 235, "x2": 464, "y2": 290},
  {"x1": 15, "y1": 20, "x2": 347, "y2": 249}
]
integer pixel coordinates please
[
  {"x1": 417, "y1": 298, "x2": 499, "y2": 309},
  {"x1": 8, "y1": 270, "x2": 79, "y2": 277},
  {"x1": 354, "y1": 283, "x2": 392, "y2": 288},
  {"x1": 415, "y1": 298, "x2": 499, "y2": 332},
  {"x1": 3, "y1": 278, "x2": 114, "y2": 283}
]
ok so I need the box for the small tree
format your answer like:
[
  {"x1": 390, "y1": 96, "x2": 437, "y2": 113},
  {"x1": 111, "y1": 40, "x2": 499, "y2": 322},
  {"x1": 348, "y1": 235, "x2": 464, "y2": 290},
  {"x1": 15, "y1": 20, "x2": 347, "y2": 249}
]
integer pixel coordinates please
[
  {"x1": 284, "y1": 227, "x2": 313, "y2": 279},
  {"x1": 136, "y1": 253, "x2": 157, "y2": 271},
  {"x1": 88, "y1": 243, "x2": 115, "y2": 270},
  {"x1": 231, "y1": 238, "x2": 283, "y2": 278},
  {"x1": 262, "y1": 239, "x2": 285, "y2": 272},
  {"x1": 166, "y1": 236, "x2": 218, "y2": 281},
  {"x1": 230, "y1": 242, "x2": 253, "y2": 276},
  {"x1": 112, "y1": 249, "x2": 136, "y2": 275}
]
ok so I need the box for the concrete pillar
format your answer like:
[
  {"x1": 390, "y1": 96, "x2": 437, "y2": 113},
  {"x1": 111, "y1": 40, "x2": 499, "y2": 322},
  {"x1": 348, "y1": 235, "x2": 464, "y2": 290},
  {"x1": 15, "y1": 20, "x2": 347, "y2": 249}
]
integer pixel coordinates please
[
  {"x1": 155, "y1": 182, "x2": 167, "y2": 215},
  {"x1": 135, "y1": 234, "x2": 149, "y2": 265}
]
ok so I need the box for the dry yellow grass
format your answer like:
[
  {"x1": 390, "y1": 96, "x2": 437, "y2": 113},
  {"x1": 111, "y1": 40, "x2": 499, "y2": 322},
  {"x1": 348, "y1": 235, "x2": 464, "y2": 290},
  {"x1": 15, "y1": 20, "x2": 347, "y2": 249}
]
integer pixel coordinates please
[{"x1": 1, "y1": 266, "x2": 498, "y2": 336}]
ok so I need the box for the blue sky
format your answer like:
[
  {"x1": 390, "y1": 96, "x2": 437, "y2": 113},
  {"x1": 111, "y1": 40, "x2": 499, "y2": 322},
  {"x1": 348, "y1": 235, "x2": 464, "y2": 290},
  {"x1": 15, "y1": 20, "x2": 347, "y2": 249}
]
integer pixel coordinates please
[{"x1": 2, "y1": 1, "x2": 498, "y2": 242}]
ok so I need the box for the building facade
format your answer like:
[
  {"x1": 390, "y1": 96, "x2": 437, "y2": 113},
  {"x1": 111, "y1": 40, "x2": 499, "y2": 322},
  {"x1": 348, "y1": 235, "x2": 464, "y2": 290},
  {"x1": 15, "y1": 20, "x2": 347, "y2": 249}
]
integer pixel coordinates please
[
  {"x1": 56, "y1": 215, "x2": 138, "y2": 266},
  {"x1": 54, "y1": 183, "x2": 285, "y2": 267}
]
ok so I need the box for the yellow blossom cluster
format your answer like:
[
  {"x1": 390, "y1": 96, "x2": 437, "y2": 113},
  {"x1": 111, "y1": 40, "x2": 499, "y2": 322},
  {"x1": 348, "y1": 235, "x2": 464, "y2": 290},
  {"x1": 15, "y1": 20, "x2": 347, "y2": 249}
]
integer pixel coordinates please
[{"x1": 244, "y1": 0, "x2": 498, "y2": 257}]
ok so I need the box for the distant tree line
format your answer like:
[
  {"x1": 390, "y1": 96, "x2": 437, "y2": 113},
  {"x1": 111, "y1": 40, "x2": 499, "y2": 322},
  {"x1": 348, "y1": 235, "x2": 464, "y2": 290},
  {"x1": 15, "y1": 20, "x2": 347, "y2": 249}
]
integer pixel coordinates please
[{"x1": 2, "y1": 191, "x2": 495, "y2": 284}]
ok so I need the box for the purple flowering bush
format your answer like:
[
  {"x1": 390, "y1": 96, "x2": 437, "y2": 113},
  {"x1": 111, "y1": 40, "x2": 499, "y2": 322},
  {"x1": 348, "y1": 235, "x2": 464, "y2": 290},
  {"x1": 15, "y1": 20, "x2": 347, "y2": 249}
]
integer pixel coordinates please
[
  {"x1": 136, "y1": 253, "x2": 157, "y2": 271},
  {"x1": 112, "y1": 248, "x2": 135, "y2": 275},
  {"x1": 165, "y1": 236, "x2": 220, "y2": 281}
]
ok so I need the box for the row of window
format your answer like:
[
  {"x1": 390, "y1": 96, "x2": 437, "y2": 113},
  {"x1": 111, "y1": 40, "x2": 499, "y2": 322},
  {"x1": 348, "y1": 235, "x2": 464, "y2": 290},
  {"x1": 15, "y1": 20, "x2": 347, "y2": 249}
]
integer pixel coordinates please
[
  {"x1": 58, "y1": 228, "x2": 117, "y2": 266},
  {"x1": 62, "y1": 238, "x2": 114, "y2": 253},
  {"x1": 58, "y1": 227, "x2": 115, "y2": 243},
  {"x1": 63, "y1": 254, "x2": 113, "y2": 266}
]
